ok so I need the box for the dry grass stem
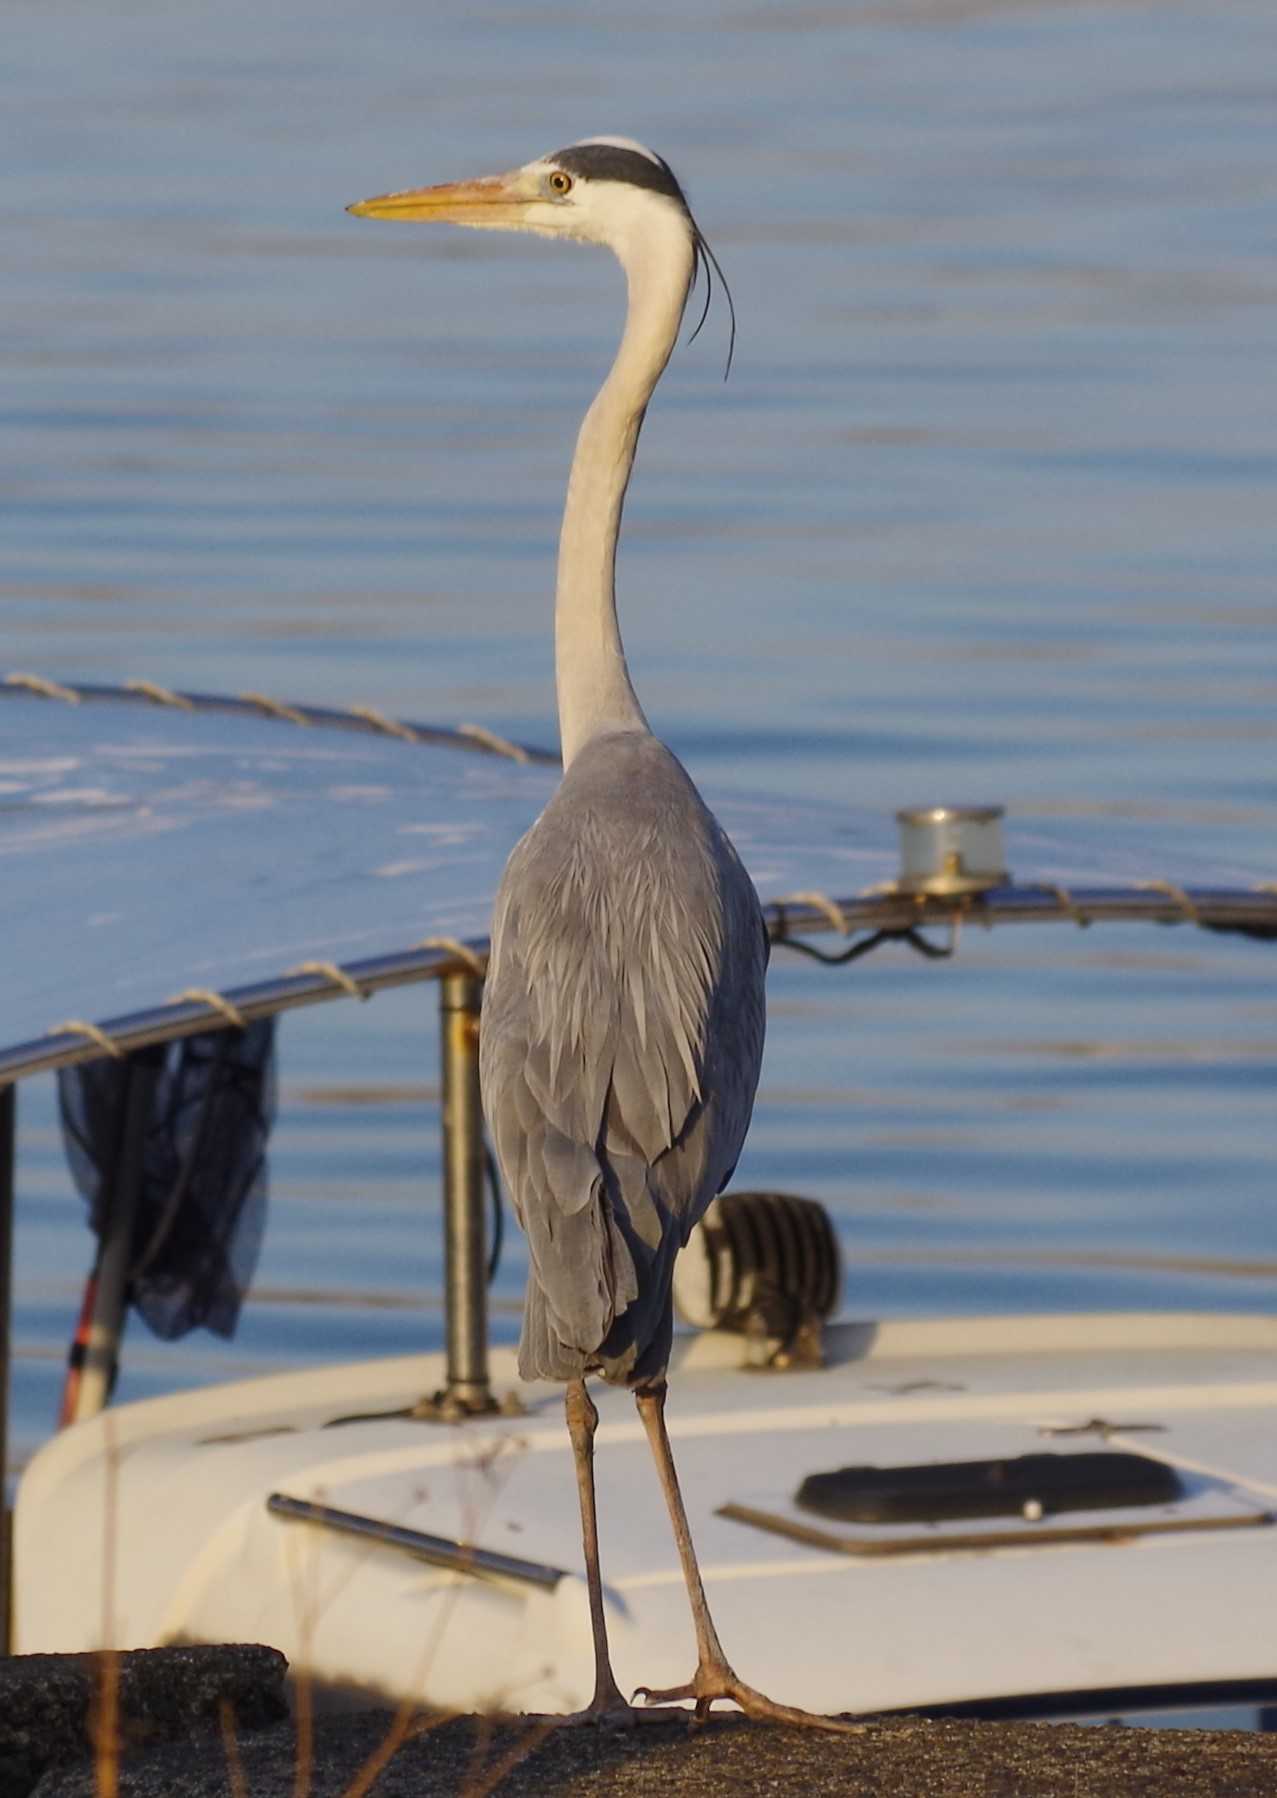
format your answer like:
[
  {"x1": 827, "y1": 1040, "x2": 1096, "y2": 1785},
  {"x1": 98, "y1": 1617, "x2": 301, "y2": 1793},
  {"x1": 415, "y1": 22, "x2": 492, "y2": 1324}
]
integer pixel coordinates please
[
  {"x1": 219, "y1": 1697, "x2": 250, "y2": 1798},
  {"x1": 462, "y1": 1714, "x2": 558, "y2": 1798}
]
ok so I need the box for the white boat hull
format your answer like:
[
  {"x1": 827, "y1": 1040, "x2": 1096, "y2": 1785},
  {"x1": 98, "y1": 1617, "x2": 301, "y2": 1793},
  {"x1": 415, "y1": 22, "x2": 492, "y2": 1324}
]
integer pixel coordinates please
[{"x1": 16, "y1": 1313, "x2": 1277, "y2": 1715}]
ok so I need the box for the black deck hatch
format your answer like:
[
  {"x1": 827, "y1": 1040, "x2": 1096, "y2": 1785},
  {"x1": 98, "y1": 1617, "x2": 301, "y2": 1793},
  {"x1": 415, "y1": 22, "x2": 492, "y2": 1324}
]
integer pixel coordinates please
[{"x1": 795, "y1": 1451, "x2": 1183, "y2": 1524}]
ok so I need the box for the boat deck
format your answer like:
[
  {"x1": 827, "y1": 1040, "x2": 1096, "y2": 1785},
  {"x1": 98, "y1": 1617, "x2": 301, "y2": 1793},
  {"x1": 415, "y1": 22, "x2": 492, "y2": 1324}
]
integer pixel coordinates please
[{"x1": 16, "y1": 1313, "x2": 1277, "y2": 1715}]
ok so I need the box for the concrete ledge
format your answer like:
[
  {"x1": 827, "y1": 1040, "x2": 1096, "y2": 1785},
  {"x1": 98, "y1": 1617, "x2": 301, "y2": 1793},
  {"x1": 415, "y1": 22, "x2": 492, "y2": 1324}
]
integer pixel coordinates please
[
  {"x1": 0, "y1": 1644, "x2": 287, "y2": 1798},
  {"x1": 18, "y1": 1700, "x2": 1277, "y2": 1797}
]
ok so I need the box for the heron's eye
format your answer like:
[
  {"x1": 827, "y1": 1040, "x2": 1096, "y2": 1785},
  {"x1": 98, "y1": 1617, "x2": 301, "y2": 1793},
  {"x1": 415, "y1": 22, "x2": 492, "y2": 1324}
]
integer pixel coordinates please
[{"x1": 548, "y1": 170, "x2": 573, "y2": 197}]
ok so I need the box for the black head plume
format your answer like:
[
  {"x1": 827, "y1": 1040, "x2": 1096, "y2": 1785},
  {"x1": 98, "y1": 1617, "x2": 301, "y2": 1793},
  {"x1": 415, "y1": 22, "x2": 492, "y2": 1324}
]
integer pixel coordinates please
[{"x1": 688, "y1": 225, "x2": 736, "y2": 382}]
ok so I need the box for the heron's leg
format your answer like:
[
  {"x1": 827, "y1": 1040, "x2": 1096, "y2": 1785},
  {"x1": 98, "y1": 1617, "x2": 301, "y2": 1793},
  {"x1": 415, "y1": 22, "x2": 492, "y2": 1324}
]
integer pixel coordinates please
[
  {"x1": 633, "y1": 1381, "x2": 729, "y2": 1673},
  {"x1": 564, "y1": 1377, "x2": 629, "y2": 1715},
  {"x1": 632, "y1": 1381, "x2": 861, "y2": 1733}
]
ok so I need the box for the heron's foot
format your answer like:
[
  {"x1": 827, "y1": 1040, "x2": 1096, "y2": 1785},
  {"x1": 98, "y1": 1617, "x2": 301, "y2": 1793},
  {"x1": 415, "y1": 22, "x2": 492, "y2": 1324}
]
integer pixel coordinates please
[
  {"x1": 634, "y1": 1659, "x2": 864, "y2": 1734},
  {"x1": 549, "y1": 1697, "x2": 694, "y2": 1729},
  {"x1": 550, "y1": 1675, "x2": 695, "y2": 1729}
]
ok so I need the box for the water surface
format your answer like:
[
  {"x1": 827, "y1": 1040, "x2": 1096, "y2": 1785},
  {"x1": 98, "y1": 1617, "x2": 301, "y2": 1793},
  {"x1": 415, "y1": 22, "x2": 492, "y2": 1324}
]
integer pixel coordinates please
[{"x1": 4, "y1": 0, "x2": 1276, "y2": 1469}]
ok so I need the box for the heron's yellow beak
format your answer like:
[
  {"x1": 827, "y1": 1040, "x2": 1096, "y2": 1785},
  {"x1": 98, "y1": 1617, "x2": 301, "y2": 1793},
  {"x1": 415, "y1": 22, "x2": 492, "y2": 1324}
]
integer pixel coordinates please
[{"x1": 346, "y1": 173, "x2": 529, "y2": 226}]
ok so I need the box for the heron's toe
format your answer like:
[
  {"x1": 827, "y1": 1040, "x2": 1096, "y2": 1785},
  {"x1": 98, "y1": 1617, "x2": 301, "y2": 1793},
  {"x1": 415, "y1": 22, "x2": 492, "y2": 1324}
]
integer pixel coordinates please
[{"x1": 635, "y1": 1666, "x2": 863, "y2": 1733}]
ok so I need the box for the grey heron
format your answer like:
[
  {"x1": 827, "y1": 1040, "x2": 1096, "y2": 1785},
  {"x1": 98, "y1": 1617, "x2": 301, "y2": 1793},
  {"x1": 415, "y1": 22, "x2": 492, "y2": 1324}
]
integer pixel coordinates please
[{"x1": 349, "y1": 138, "x2": 848, "y2": 1731}]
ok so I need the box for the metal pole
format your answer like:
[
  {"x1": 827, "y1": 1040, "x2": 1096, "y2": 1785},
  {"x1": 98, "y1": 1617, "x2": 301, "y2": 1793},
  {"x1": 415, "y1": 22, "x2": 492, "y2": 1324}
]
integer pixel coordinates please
[
  {"x1": 66, "y1": 1052, "x2": 161, "y2": 1425},
  {"x1": 0, "y1": 1083, "x2": 15, "y2": 1654},
  {"x1": 438, "y1": 973, "x2": 493, "y2": 1413}
]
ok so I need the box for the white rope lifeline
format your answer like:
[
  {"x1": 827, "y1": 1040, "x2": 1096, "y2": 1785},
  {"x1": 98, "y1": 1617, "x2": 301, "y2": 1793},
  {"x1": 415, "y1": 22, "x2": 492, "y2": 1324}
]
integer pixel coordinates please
[
  {"x1": 771, "y1": 890, "x2": 852, "y2": 936},
  {"x1": 416, "y1": 936, "x2": 488, "y2": 976},
  {"x1": 124, "y1": 679, "x2": 193, "y2": 710},
  {"x1": 1038, "y1": 883, "x2": 1092, "y2": 929},
  {"x1": 49, "y1": 1020, "x2": 125, "y2": 1059},
  {"x1": 347, "y1": 705, "x2": 419, "y2": 744},
  {"x1": 289, "y1": 960, "x2": 370, "y2": 1001},
  {"x1": 5, "y1": 672, "x2": 80, "y2": 704},
  {"x1": 457, "y1": 722, "x2": 530, "y2": 764},
  {"x1": 168, "y1": 987, "x2": 248, "y2": 1029},
  {"x1": 1137, "y1": 880, "x2": 1201, "y2": 926},
  {"x1": 239, "y1": 691, "x2": 309, "y2": 726}
]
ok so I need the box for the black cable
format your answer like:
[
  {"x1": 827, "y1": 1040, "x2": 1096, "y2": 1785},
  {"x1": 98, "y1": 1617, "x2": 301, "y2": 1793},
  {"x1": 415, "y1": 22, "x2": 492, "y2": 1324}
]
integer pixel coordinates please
[
  {"x1": 777, "y1": 925, "x2": 955, "y2": 967},
  {"x1": 483, "y1": 1139, "x2": 504, "y2": 1283},
  {"x1": 1203, "y1": 922, "x2": 1277, "y2": 943}
]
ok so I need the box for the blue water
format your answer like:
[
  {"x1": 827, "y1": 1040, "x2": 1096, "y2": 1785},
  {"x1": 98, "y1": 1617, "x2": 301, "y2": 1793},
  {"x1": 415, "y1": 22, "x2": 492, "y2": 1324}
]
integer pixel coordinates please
[{"x1": 4, "y1": 0, "x2": 1276, "y2": 1473}]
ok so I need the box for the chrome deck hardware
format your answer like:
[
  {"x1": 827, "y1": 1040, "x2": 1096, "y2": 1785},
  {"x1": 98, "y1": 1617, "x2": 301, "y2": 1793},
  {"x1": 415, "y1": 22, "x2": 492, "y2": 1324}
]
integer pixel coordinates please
[{"x1": 895, "y1": 805, "x2": 1008, "y2": 896}]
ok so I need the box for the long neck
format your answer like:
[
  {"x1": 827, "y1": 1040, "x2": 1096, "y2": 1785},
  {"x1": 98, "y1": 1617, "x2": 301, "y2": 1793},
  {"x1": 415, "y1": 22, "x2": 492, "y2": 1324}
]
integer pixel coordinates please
[{"x1": 555, "y1": 219, "x2": 694, "y2": 768}]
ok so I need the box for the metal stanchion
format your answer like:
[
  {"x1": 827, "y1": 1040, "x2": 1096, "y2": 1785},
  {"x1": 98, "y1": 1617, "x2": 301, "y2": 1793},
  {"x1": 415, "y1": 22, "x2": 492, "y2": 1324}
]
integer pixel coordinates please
[{"x1": 425, "y1": 972, "x2": 499, "y2": 1417}]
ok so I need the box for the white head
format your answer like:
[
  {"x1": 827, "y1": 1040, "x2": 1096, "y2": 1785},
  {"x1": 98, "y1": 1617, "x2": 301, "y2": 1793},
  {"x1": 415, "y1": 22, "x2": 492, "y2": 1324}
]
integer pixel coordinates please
[
  {"x1": 349, "y1": 135, "x2": 686, "y2": 243},
  {"x1": 349, "y1": 136, "x2": 733, "y2": 370}
]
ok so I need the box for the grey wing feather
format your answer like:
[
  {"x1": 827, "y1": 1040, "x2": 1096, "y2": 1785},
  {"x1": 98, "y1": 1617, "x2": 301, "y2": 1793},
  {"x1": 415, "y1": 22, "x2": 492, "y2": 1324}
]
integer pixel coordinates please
[{"x1": 479, "y1": 733, "x2": 766, "y2": 1386}]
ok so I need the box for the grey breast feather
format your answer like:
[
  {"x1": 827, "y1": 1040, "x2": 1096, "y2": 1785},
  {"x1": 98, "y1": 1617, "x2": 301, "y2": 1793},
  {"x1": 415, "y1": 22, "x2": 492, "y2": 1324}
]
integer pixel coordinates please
[{"x1": 479, "y1": 732, "x2": 766, "y2": 1379}]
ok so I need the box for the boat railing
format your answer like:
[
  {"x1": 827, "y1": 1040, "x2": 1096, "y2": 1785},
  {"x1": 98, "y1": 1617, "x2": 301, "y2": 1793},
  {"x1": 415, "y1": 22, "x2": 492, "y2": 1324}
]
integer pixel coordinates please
[{"x1": 1, "y1": 677, "x2": 1274, "y2": 1652}]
